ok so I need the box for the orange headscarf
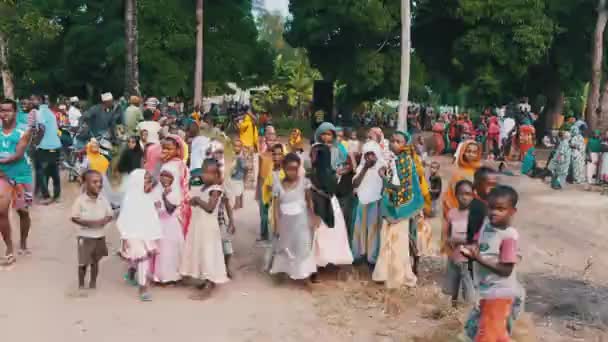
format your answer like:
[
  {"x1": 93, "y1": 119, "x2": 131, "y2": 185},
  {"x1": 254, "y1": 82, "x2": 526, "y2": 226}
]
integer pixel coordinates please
[
  {"x1": 288, "y1": 128, "x2": 304, "y2": 152},
  {"x1": 441, "y1": 140, "x2": 481, "y2": 254}
]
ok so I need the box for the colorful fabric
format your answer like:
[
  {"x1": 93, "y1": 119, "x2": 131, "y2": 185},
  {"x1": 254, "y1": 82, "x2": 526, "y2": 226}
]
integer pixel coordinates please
[
  {"x1": 518, "y1": 124, "x2": 535, "y2": 160},
  {"x1": 161, "y1": 135, "x2": 192, "y2": 236},
  {"x1": 239, "y1": 113, "x2": 258, "y2": 150},
  {"x1": 432, "y1": 122, "x2": 445, "y2": 154},
  {"x1": 520, "y1": 147, "x2": 536, "y2": 175},
  {"x1": 0, "y1": 126, "x2": 33, "y2": 184},
  {"x1": 372, "y1": 218, "x2": 417, "y2": 289},
  {"x1": 288, "y1": 128, "x2": 304, "y2": 152},
  {"x1": 548, "y1": 134, "x2": 571, "y2": 189},
  {"x1": 382, "y1": 145, "x2": 424, "y2": 221},
  {"x1": 570, "y1": 126, "x2": 586, "y2": 184},
  {"x1": 351, "y1": 199, "x2": 382, "y2": 264},
  {"x1": 85, "y1": 141, "x2": 110, "y2": 174}
]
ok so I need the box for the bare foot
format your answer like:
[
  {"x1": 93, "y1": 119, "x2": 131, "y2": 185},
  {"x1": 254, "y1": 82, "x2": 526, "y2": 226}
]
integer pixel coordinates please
[{"x1": 66, "y1": 288, "x2": 89, "y2": 298}]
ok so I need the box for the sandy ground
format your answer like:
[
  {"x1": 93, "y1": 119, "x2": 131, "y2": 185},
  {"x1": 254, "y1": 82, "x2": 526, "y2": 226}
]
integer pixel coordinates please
[{"x1": 1, "y1": 155, "x2": 608, "y2": 341}]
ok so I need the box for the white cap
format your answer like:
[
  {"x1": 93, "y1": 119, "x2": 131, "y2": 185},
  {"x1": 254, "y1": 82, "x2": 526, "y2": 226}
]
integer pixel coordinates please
[
  {"x1": 58, "y1": 104, "x2": 67, "y2": 110},
  {"x1": 101, "y1": 92, "x2": 113, "y2": 102},
  {"x1": 69, "y1": 96, "x2": 79, "y2": 103},
  {"x1": 145, "y1": 97, "x2": 159, "y2": 107}
]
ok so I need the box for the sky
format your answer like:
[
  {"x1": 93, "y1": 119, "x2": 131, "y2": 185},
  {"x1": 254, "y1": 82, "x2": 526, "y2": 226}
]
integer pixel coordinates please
[{"x1": 265, "y1": 0, "x2": 289, "y2": 16}]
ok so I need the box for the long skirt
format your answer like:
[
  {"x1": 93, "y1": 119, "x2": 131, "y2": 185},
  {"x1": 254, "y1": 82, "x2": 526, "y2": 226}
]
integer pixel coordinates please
[
  {"x1": 571, "y1": 151, "x2": 586, "y2": 184},
  {"x1": 433, "y1": 132, "x2": 445, "y2": 155},
  {"x1": 153, "y1": 215, "x2": 184, "y2": 283},
  {"x1": 270, "y1": 211, "x2": 317, "y2": 280},
  {"x1": 587, "y1": 153, "x2": 600, "y2": 185},
  {"x1": 313, "y1": 197, "x2": 354, "y2": 267},
  {"x1": 120, "y1": 239, "x2": 157, "y2": 287},
  {"x1": 350, "y1": 199, "x2": 382, "y2": 264},
  {"x1": 372, "y1": 219, "x2": 417, "y2": 289},
  {"x1": 600, "y1": 152, "x2": 608, "y2": 183}
]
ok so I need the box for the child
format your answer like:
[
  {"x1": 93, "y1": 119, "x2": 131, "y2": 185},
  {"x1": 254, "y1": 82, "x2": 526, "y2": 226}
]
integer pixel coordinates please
[
  {"x1": 429, "y1": 161, "x2": 442, "y2": 217},
  {"x1": 336, "y1": 155, "x2": 356, "y2": 241},
  {"x1": 153, "y1": 168, "x2": 185, "y2": 284},
  {"x1": 117, "y1": 136, "x2": 144, "y2": 191},
  {"x1": 462, "y1": 185, "x2": 524, "y2": 341},
  {"x1": 117, "y1": 169, "x2": 161, "y2": 301},
  {"x1": 180, "y1": 158, "x2": 230, "y2": 300},
  {"x1": 467, "y1": 167, "x2": 498, "y2": 244},
  {"x1": 443, "y1": 180, "x2": 476, "y2": 307},
  {"x1": 270, "y1": 153, "x2": 319, "y2": 281},
  {"x1": 229, "y1": 139, "x2": 247, "y2": 210},
  {"x1": 347, "y1": 130, "x2": 361, "y2": 156},
  {"x1": 70, "y1": 170, "x2": 113, "y2": 292}
]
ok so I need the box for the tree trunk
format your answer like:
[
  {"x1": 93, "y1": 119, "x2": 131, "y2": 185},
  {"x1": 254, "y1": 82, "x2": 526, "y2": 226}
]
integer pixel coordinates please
[
  {"x1": 598, "y1": 79, "x2": 608, "y2": 129},
  {"x1": 194, "y1": 0, "x2": 204, "y2": 107},
  {"x1": 586, "y1": 0, "x2": 608, "y2": 129},
  {"x1": 124, "y1": 0, "x2": 140, "y2": 97},
  {"x1": 397, "y1": 0, "x2": 411, "y2": 132},
  {"x1": 0, "y1": 30, "x2": 15, "y2": 100},
  {"x1": 542, "y1": 82, "x2": 564, "y2": 134}
]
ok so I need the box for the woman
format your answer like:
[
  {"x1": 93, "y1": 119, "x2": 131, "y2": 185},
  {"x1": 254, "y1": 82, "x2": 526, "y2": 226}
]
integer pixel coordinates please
[
  {"x1": 238, "y1": 113, "x2": 258, "y2": 189},
  {"x1": 548, "y1": 131, "x2": 572, "y2": 190},
  {"x1": 432, "y1": 118, "x2": 446, "y2": 155},
  {"x1": 373, "y1": 131, "x2": 425, "y2": 288},
  {"x1": 81, "y1": 138, "x2": 121, "y2": 207},
  {"x1": 518, "y1": 119, "x2": 536, "y2": 160},
  {"x1": 315, "y1": 122, "x2": 348, "y2": 170},
  {"x1": 441, "y1": 140, "x2": 481, "y2": 254},
  {"x1": 350, "y1": 141, "x2": 384, "y2": 265},
  {"x1": 569, "y1": 126, "x2": 586, "y2": 184},
  {"x1": 117, "y1": 136, "x2": 144, "y2": 191}
]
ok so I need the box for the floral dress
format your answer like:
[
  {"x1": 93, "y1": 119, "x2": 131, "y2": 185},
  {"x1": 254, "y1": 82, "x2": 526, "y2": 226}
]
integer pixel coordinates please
[{"x1": 570, "y1": 127, "x2": 586, "y2": 184}]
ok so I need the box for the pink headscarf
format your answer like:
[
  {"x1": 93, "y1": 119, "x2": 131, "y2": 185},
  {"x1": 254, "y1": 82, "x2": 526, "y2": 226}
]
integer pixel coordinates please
[
  {"x1": 162, "y1": 134, "x2": 192, "y2": 236},
  {"x1": 144, "y1": 143, "x2": 162, "y2": 178}
]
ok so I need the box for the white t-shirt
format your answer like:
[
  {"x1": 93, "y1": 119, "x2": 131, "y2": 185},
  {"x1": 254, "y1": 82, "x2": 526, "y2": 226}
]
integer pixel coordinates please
[
  {"x1": 190, "y1": 135, "x2": 210, "y2": 171},
  {"x1": 68, "y1": 106, "x2": 82, "y2": 127},
  {"x1": 137, "y1": 121, "x2": 162, "y2": 144}
]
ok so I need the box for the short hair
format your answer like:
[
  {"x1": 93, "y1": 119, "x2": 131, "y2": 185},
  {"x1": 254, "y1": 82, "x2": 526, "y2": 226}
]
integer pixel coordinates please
[
  {"x1": 82, "y1": 169, "x2": 102, "y2": 183},
  {"x1": 488, "y1": 185, "x2": 519, "y2": 208},
  {"x1": 1, "y1": 98, "x2": 17, "y2": 111},
  {"x1": 143, "y1": 109, "x2": 154, "y2": 120},
  {"x1": 202, "y1": 157, "x2": 220, "y2": 173},
  {"x1": 474, "y1": 166, "x2": 496, "y2": 184},
  {"x1": 282, "y1": 152, "x2": 301, "y2": 167},
  {"x1": 455, "y1": 179, "x2": 474, "y2": 195},
  {"x1": 431, "y1": 161, "x2": 440, "y2": 169},
  {"x1": 271, "y1": 143, "x2": 284, "y2": 153}
]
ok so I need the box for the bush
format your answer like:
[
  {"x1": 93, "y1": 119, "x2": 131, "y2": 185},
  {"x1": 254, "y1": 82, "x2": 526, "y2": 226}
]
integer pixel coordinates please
[{"x1": 271, "y1": 116, "x2": 312, "y2": 137}]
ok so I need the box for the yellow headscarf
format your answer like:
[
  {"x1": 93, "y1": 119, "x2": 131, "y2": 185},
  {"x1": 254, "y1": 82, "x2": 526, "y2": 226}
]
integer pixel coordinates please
[
  {"x1": 86, "y1": 139, "x2": 110, "y2": 174},
  {"x1": 239, "y1": 114, "x2": 258, "y2": 150},
  {"x1": 288, "y1": 128, "x2": 304, "y2": 152}
]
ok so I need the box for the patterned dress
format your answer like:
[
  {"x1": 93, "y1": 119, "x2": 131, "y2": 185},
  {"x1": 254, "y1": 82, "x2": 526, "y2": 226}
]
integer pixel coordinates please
[{"x1": 569, "y1": 126, "x2": 586, "y2": 184}]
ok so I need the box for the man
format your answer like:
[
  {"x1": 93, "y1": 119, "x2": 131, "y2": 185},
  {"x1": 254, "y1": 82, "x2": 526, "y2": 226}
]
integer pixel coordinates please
[
  {"x1": 123, "y1": 96, "x2": 143, "y2": 136},
  {"x1": 0, "y1": 99, "x2": 34, "y2": 263},
  {"x1": 137, "y1": 109, "x2": 162, "y2": 144},
  {"x1": 83, "y1": 92, "x2": 121, "y2": 138},
  {"x1": 68, "y1": 96, "x2": 82, "y2": 128},
  {"x1": 35, "y1": 97, "x2": 62, "y2": 204}
]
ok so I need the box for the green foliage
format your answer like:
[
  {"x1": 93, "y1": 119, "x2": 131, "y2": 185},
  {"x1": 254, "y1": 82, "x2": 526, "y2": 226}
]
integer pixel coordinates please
[
  {"x1": 286, "y1": 0, "x2": 429, "y2": 107},
  {"x1": 8, "y1": 0, "x2": 274, "y2": 100}
]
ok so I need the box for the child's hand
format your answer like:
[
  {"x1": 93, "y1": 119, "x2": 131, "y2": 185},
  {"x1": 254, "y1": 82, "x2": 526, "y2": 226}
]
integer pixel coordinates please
[
  {"x1": 163, "y1": 186, "x2": 172, "y2": 196},
  {"x1": 460, "y1": 245, "x2": 479, "y2": 260},
  {"x1": 228, "y1": 223, "x2": 236, "y2": 235}
]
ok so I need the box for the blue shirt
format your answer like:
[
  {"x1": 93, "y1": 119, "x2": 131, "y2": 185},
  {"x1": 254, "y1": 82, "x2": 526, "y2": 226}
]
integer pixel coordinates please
[
  {"x1": 0, "y1": 127, "x2": 33, "y2": 184},
  {"x1": 37, "y1": 104, "x2": 62, "y2": 150}
]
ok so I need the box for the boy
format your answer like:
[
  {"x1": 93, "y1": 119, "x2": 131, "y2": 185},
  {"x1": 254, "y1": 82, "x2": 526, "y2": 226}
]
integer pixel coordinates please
[
  {"x1": 461, "y1": 185, "x2": 522, "y2": 342},
  {"x1": 428, "y1": 161, "x2": 442, "y2": 217},
  {"x1": 230, "y1": 138, "x2": 247, "y2": 210},
  {"x1": 71, "y1": 170, "x2": 113, "y2": 291},
  {"x1": 467, "y1": 167, "x2": 498, "y2": 243}
]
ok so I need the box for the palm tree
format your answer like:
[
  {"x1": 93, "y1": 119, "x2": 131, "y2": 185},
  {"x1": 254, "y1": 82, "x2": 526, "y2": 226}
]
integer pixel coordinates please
[
  {"x1": 124, "y1": 0, "x2": 140, "y2": 97},
  {"x1": 0, "y1": 30, "x2": 14, "y2": 99},
  {"x1": 194, "y1": 0, "x2": 204, "y2": 107},
  {"x1": 398, "y1": 0, "x2": 411, "y2": 132}
]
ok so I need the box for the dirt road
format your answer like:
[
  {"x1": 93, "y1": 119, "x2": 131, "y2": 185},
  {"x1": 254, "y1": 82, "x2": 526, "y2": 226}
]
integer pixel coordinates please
[{"x1": 1, "y1": 156, "x2": 607, "y2": 341}]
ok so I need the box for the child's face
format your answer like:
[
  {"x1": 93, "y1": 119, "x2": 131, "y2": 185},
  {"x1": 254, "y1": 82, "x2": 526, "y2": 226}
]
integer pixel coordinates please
[
  {"x1": 202, "y1": 165, "x2": 220, "y2": 185},
  {"x1": 390, "y1": 133, "x2": 406, "y2": 154},
  {"x1": 456, "y1": 184, "x2": 474, "y2": 209},
  {"x1": 463, "y1": 143, "x2": 479, "y2": 163},
  {"x1": 430, "y1": 164, "x2": 439, "y2": 174},
  {"x1": 476, "y1": 174, "x2": 498, "y2": 198},
  {"x1": 161, "y1": 140, "x2": 178, "y2": 162},
  {"x1": 233, "y1": 140, "x2": 242, "y2": 154},
  {"x1": 86, "y1": 173, "x2": 103, "y2": 196},
  {"x1": 144, "y1": 171, "x2": 154, "y2": 193},
  {"x1": 128, "y1": 138, "x2": 137, "y2": 150},
  {"x1": 89, "y1": 141, "x2": 100, "y2": 153},
  {"x1": 488, "y1": 196, "x2": 516, "y2": 227},
  {"x1": 272, "y1": 147, "x2": 283, "y2": 166},
  {"x1": 159, "y1": 171, "x2": 174, "y2": 189},
  {"x1": 284, "y1": 161, "x2": 300, "y2": 180},
  {"x1": 350, "y1": 131, "x2": 357, "y2": 140},
  {"x1": 336, "y1": 131, "x2": 344, "y2": 141},
  {"x1": 320, "y1": 131, "x2": 333, "y2": 144},
  {"x1": 213, "y1": 150, "x2": 224, "y2": 161},
  {"x1": 141, "y1": 130, "x2": 148, "y2": 142}
]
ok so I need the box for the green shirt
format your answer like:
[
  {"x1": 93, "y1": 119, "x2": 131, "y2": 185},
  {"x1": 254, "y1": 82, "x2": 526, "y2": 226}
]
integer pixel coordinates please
[{"x1": 123, "y1": 105, "x2": 143, "y2": 136}]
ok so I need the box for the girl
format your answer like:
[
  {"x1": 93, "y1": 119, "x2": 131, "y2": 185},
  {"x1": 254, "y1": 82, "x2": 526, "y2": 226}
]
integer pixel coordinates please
[
  {"x1": 315, "y1": 122, "x2": 348, "y2": 170},
  {"x1": 442, "y1": 140, "x2": 481, "y2": 255},
  {"x1": 180, "y1": 158, "x2": 230, "y2": 300},
  {"x1": 432, "y1": 117, "x2": 446, "y2": 155},
  {"x1": 81, "y1": 138, "x2": 121, "y2": 207},
  {"x1": 372, "y1": 131, "x2": 423, "y2": 289},
  {"x1": 117, "y1": 136, "x2": 144, "y2": 191},
  {"x1": 520, "y1": 147, "x2": 537, "y2": 177},
  {"x1": 351, "y1": 141, "x2": 384, "y2": 265},
  {"x1": 347, "y1": 130, "x2": 361, "y2": 156},
  {"x1": 270, "y1": 153, "x2": 319, "y2": 281},
  {"x1": 548, "y1": 131, "x2": 572, "y2": 190},
  {"x1": 310, "y1": 143, "x2": 354, "y2": 269},
  {"x1": 117, "y1": 169, "x2": 161, "y2": 301},
  {"x1": 443, "y1": 180, "x2": 476, "y2": 307},
  {"x1": 229, "y1": 138, "x2": 247, "y2": 210},
  {"x1": 518, "y1": 119, "x2": 536, "y2": 161},
  {"x1": 569, "y1": 126, "x2": 586, "y2": 184}
]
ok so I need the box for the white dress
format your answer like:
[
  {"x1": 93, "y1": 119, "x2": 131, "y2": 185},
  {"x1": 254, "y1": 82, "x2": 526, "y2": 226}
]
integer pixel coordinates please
[
  {"x1": 313, "y1": 196, "x2": 354, "y2": 267},
  {"x1": 180, "y1": 185, "x2": 229, "y2": 284}
]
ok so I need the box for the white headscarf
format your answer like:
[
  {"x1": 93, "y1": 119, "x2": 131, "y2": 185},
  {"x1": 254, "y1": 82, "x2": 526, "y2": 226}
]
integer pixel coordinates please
[
  {"x1": 354, "y1": 141, "x2": 385, "y2": 205},
  {"x1": 117, "y1": 169, "x2": 162, "y2": 240},
  {"x1": 160, "y1": 161, "x2": 183, "y2": 206}
]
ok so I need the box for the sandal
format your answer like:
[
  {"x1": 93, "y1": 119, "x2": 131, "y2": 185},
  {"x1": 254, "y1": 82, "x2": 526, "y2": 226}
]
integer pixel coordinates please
[{"x1": 139, "y1": 293, "x2": 152, "y2": 302}]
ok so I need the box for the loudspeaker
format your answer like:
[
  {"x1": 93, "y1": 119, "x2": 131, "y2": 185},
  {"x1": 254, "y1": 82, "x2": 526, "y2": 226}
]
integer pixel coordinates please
[{"x1": 313, "y1": 80, "x2": 333, "y2": 123}]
